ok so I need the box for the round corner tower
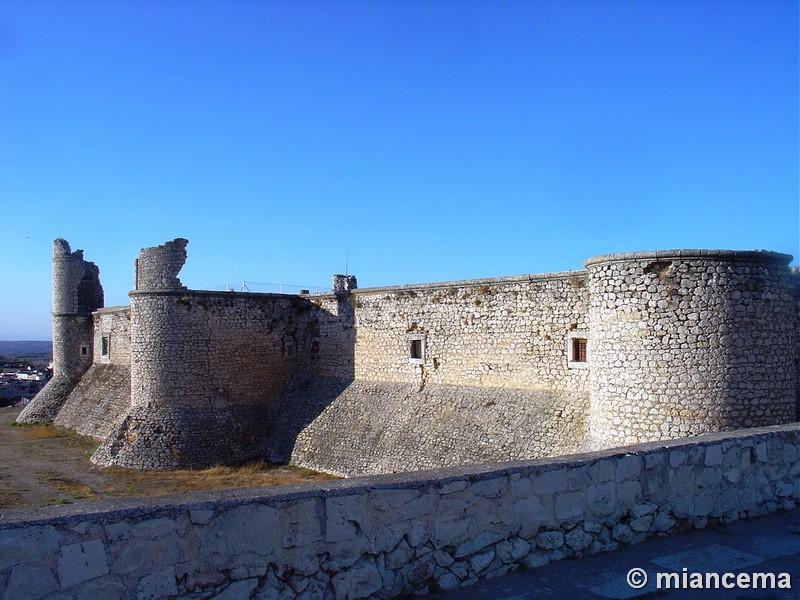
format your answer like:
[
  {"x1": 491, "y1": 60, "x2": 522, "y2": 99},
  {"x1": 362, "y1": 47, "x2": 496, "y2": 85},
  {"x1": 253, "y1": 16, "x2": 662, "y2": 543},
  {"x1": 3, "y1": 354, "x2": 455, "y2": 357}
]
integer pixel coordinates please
[
  {"x1": 585, "y1": 249, "x2": 797, "y2": 448},
  {"x1": 18, "y1": 239, "x2": 104, "y2": 423}
]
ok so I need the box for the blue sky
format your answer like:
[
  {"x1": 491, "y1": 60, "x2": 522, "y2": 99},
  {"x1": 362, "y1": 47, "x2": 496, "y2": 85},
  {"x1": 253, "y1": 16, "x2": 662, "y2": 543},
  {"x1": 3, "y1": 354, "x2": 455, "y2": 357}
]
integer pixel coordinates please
[{"x1": 1, "y1": 0, "x2": 797, "y2": 340}]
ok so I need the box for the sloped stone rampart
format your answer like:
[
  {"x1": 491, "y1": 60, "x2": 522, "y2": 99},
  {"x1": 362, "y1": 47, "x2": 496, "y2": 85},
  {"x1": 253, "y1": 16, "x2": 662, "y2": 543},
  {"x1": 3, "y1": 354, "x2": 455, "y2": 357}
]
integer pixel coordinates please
[
  {"x1": 54, "y1": 307, "x2": 132, "y2": 438},
  {"x1": 52, "y1": 364, "x2": 131, "y2": 440},
  {"x1": 272, "y1": 377, "x2": 588, "y2": 477},
  {"x1": 0, "y1": 424, "x2": 797, "y2": 599}
]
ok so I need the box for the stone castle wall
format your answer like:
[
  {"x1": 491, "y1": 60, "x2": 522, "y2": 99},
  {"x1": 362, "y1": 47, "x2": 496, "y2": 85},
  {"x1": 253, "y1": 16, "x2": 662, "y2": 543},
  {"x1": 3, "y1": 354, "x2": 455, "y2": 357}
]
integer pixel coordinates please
[
  {"x1": 274, "y1": 273, "x2": 592, "y2": 476},
  {"x1": 20, "y1": 238, "x2": 800, "y2": 474},
  {"x1": 53, "y1": 308, "x2": 131, "y2": 440},
  {"x1": 586, "y1": 250, "x2": 797, "y2": 449},
  {"x1": 316, "y1": 272, "x2": 590, "y2": 391},
  {"x1": 91, "y1": 290, "x2": 352, "y2": 469}
]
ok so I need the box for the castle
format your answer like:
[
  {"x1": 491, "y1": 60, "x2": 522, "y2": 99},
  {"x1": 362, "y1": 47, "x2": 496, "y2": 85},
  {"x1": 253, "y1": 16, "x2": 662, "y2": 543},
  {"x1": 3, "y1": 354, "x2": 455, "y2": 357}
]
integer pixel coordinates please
[{"x1": 18, "y1": 238, "x2": 799, "y2": 476}]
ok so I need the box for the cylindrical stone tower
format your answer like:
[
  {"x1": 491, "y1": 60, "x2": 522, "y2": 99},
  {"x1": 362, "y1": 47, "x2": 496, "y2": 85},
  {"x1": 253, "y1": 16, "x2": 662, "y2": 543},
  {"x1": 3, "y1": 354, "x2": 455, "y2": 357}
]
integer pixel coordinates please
[
  {"x1": 18, "y1": 239, "x2": 104, "y2": 423},
  {"x1": 585, "y1": 250, "x2": 797, "y2": 448}
]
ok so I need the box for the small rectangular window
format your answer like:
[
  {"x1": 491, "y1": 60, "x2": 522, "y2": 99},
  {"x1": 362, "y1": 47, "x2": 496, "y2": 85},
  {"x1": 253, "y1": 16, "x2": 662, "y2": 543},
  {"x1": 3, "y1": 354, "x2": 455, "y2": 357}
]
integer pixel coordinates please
[
  {"x1": 408, "y1": 334, "x2": 426, "y2": 365},
  {"x1": 567, "y1": 332, "x2": 590, "y2": 369},
  {"x1": 572, "y1": 338, "x2": 587, "y2": 363},
  {"x1": 101, "y1": 336, "x2": 110, "y2": 358},
  {"x1": 80, "y1": 346, "x2": 89, "y2": 356}
]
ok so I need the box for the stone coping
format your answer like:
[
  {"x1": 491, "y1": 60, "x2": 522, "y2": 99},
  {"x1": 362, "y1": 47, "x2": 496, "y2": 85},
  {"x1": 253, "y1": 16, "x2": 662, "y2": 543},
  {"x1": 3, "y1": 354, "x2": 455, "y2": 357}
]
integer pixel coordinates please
[
  {"x1": 1, "y1": 421, "x2": 796, "y2": 528},
  {"x1": 129, "y1": 270, "x2": 588, "y2": 302},
  {"x1": 93, "y1": 306, "x2": 130, "y2": 315},
  {"x1": 585, "y1": 249, "x2": 793, "y2": 268}
]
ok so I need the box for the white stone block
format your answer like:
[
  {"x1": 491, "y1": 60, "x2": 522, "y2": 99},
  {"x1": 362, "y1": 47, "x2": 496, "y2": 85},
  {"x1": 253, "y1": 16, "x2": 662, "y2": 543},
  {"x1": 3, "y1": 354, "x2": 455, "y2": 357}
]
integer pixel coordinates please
[
  {"x1": 326, "y1": 495, "x2": 366, "y2": 543},
  {"x1": 5, "y1": 566, "x2": 59, "y2": 600},
  {"x1": 136, "y1": 567, "x2": 178, "y2": 600},
  {"x1": 58, "y1": 539, "x2": 109, "y2": 588}
]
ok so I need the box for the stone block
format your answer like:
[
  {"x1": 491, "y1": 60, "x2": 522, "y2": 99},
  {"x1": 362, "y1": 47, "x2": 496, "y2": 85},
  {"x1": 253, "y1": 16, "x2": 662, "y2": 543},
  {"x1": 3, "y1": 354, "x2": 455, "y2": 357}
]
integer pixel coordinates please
[
  {"x1": 211, "y1": 578, "x2": 260, "y2": 600},
  {"x1": 433, "y1": 514, "x2": 471, "y2": 547},
  {"x1": 385, "y1": 538, "x2": 414, "y2": 569},
  {"x1": 4, "y1": 566, "x2": 59, "y2": 600},
  {"x1": 321, "y1": 541, "x2": 362, "y2": 572},
  {"x1": 756, "y1": 443, "x2": 769, "y2": 463},
  {"x1": 617, "y1": 480, "x2": 641, "y2": 505},
  {"x1": 436, "y1": 571, "x2": 460, "y2": 591},
  {"x1": 280, "y1": 499, "x2": 323, "y2": 549},
  {"x1": 564, "y1": 528, "x2": 592, "y2": 552},
  {"x1": 533, "y1": 469, "x2": 567, "y2": 494},
  {"x1": 469, "y1": 548, "x2": 495, "y2": 573},
  {"x1": 629, "y1": 515, "x2": 653, "y2": 532},
  {"x1": 469, "y1": 477, "x2": 509, "y2": 499},
  {"x1": 522, "y1": 552, "x2": 549, "y2": 568},
  {"x1": 454, "y1": 530, "x2": 504, "y2": 559},
  {"x1": 587, "y1": 482, "x2": 615, "y2": 515},
  {"x1": 206, "y1": 504, "x2": 278, "y2": 558},
  {"x1": 536, "y1": 531, "x2": 564, "y2": 550},
  {"x1": 496, "y1": 538, "x2": 530, "y2": 563},
  {"x1": 615, "y1": 455, "x2": 642, "y2": 481},
  {"x1": 58, "y1": 539, "x2": 109, "y2": 588},
  {"x1": 190, "y1": 510, "x2": 215, "y2": 525},
  {"x1": 439, "y1": 480, "x2": 469, "y2": 495},
  {"x1": 133, "y1": 517, "x2": 177, "y2": 538},
  {"x1": 136, "y1": 567, "x2": 178, "y2": 600},
  {"x1": 104, "y1": 521, "x2": 132, "y2": 541},
  {"x1": 113, "y1": 533, "x2": 184, "y2": 575},
  {"x1": 704, "y1": 445, "x2": 723, "y2": 466},
  {"x1": 555, "y1": 490, "x2": 585, "y2": 520},
  {"x1": 326, "y1": 494, "x2": 366, "y2": 543},
  {"x1": 0, "y1": 525, "x2": 61, "y2": 570},
  {"x1": 369, "y1": 489, "x2": 422, "y2": 512},
  {"x1": 669, "y1": 450, "x2": 687, "y2": 467}
]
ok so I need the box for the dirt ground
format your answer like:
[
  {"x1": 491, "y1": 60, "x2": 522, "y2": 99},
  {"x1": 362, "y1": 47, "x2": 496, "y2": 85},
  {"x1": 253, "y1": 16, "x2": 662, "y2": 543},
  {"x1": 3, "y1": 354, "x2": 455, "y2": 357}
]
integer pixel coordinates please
[{"x1": 0, "y1": 406, "x2": 338, "y2": 510}]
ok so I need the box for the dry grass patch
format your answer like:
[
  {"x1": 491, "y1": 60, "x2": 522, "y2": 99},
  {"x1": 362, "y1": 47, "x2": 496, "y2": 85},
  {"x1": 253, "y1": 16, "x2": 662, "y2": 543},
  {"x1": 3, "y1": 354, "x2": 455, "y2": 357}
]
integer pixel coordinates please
[
  {"x1": 101, "y1": 461, "x2": 339, "y2": 498},
  {"x1": 36, "y1": 471, "x2": 97, "y2": 501}
]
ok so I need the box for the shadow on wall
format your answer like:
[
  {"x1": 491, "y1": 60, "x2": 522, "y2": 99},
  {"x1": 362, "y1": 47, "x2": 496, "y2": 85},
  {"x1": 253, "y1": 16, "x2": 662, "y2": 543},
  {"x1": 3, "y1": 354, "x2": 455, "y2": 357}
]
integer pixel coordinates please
[{"x1": 264, "y1": 291, "x2": 357, "y2": 464}]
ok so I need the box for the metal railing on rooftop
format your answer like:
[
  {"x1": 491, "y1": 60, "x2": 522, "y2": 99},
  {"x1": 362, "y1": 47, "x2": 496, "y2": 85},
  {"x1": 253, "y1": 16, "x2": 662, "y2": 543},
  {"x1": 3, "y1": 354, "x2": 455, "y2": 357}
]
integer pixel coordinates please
[{"x1": 206, "y1": 281, "x2": 329, "y2": 294}]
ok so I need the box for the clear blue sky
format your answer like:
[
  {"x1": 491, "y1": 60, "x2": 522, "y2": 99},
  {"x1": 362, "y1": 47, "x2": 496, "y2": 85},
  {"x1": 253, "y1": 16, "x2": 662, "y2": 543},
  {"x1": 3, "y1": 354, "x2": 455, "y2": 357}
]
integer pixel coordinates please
[{"x1": 1, "y1": 0, "x2": 798, "y2": 340}]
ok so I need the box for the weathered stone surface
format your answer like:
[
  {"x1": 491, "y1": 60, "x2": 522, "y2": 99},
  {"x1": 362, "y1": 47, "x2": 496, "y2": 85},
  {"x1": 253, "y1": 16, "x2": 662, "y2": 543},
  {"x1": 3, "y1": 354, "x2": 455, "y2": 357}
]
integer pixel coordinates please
[
  {"x1": 331, "y1": 556, "x2": 382, "y2": 600},
  {"x1": 211, "y1": 577, "x2": 260, "y2": 600},
  {"x1": 58, "y1": 539, "x2": 109, "y2": 588},
  {"x1": 0, "y1": 526, "x2": 61, "y2": 570},
  {"x1": 136, "y1": 567, "x2": 178, "y2": 600},
  {"x1": 5, "y1": 566, "x2": 59, "y2": 600}
]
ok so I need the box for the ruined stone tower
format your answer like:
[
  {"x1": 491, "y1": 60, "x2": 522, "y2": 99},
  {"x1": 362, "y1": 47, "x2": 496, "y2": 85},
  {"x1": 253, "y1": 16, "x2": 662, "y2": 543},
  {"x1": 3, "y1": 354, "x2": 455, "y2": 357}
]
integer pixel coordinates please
[{"x1": 17, "y1": 239, "x2": 103, "y2": 423}]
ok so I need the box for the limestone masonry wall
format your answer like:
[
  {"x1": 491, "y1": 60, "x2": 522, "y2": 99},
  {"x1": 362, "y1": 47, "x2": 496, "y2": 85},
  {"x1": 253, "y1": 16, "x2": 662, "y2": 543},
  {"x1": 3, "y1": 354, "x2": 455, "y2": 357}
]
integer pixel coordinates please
[
  {"x1": 91, "y1": 291, "x2": 351, "y2": 469},
  {"x1": 1, "y1": 424, "x2": 797, "y2": 600},
  {"x1": 20, "y1": 239, "x2": 800, "y2": 474},
  {"x1": 134, "y1": 238, "x2": 188, "y2": 291},
  {"x1": 54, "y1": 308, "x2": 132, "y2": 439},
  {"x1": 586, "y1": 250, "x2": 797, "y2": 449},
  {"x1": 17, "y1": 239, "x2": 104, "y2": 424}
]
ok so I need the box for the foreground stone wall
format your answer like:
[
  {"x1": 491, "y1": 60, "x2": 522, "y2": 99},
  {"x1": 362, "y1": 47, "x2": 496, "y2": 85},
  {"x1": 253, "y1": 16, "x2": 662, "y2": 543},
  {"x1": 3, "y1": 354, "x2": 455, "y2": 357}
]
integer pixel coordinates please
[{"x1": 0, "y1": 424, "x2": 796, "y2": 600}]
